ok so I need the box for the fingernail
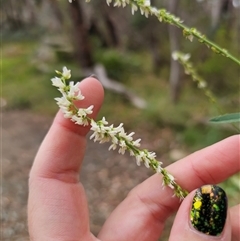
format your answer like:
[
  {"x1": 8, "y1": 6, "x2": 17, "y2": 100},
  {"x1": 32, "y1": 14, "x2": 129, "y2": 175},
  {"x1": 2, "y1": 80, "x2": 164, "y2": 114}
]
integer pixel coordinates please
[
  {"x1": 89, "y1": 74, "x2": 99, "y2": 80},
  {"x1": 190, "y1": 185, "x2": 227, "y2": 236}
]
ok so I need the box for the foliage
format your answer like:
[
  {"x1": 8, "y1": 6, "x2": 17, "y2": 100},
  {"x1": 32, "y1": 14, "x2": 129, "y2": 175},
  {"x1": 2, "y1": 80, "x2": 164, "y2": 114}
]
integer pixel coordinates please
[
  {"x1": 210, "y1": 113, "x2": 240, "y2": 124},
  {"x1": 2, "y1": 40, "x2": 59, "y2": 114},
  {"x1": 93, "y1": 48, "x2": 141, "y2": 81}
]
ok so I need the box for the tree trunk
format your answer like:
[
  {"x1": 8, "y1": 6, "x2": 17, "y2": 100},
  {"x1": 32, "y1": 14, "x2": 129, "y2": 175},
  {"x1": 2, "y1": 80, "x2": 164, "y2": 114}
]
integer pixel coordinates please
[
  {"x1": 89, "y1": 2, "x2": 120, "y2": 48},
  {"x1": 69, "y1": 0, "x2": 93, "y2": 68},
  {"x1": 168, "y1": 0, "x2": 182, "y2": 103},
  {"x1": 102, "y1": 4, "x2": 119, "y2": 47}
]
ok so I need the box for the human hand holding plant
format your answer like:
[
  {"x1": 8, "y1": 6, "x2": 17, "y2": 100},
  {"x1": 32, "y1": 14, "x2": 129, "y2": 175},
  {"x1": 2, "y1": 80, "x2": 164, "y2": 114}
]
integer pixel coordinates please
[
  {"x1": 28, "y1": 73, "x2": 240, "y2": 241},
  {"x1": 51, "y1": 67, "x2": 188, "y2": 199},
  {"x1": 27, "y1": 1, "x2": 240, "y2": 240}
]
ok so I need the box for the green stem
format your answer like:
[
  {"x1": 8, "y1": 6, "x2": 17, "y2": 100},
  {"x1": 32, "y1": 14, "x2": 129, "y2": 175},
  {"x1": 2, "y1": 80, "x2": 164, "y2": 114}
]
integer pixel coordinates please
[
  {"x1": 128, "y1": 0, "x2": 240, "y2": 66},
  {"x1": 175, "y1": 52, "x2": 240, "y2": 133},
  {"x1": 173, "y1": 21, "x2": 240, "y2": 65}
]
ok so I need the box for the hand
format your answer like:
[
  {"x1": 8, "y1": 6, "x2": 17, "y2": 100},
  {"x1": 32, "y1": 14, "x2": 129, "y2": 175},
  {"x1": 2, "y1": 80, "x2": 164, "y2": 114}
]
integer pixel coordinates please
[{"x1": 28, "y1": 77, "x2": 240, "y2": 241}]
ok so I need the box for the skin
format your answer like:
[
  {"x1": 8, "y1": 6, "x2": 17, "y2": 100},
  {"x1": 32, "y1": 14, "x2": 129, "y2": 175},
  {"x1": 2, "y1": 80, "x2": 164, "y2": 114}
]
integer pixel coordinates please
[{"x1": 28, "y1": 77, "x2": 240, "y2": 241}]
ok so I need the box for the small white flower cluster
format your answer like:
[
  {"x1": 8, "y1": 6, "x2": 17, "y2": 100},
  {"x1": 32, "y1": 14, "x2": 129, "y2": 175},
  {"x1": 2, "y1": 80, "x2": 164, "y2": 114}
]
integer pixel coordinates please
[
  {"x1": 90, "y1": 118, "x2": 164, "y2": 172},
  {"x1": 172, "y1": 51, "x2": 191, "y2": 62},
  {"x1": 93, "y1": 0, "x2": 151, "y2": 17},
  {"x1": 52, "y1": 67, "x2": 188, "y2": 199},
  {"x1": 138, "y1": 0, "x2": 151, "y2": 17},
  {"x1": 84, "y1": 0, "x2": 185, "y2": 24},
  {"x1": 51, "y1": 67, "x2": 93, "y2": 125},
  {"x1": 172, "y1": 51, "x2": 207, "y2": 89},
  {"x1": 90, "y1": 118, "x2": 140, "y2": 153}
]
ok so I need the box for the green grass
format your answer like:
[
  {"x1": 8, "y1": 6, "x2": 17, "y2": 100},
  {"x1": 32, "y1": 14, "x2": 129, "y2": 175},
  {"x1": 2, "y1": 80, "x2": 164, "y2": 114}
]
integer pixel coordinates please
[
  {"x1": 2, "y1": 40, "x2": 54, "y2": 113},
  {"x1": 1, "y1": 39, "x2": 81, "y2": 114}
]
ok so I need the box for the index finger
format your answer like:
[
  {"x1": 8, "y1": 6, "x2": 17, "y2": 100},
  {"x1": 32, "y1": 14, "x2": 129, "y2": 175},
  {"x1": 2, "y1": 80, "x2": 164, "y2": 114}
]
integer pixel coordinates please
[
  {"x1": 29, "y1": 77, "x2": 104, "y2": 181},
  {"x1": 28, "y1": 77, "x2": 104, "y2": 241},
  {"x1": 98, "y1": 135, "x2": 240, "y2": 241}
]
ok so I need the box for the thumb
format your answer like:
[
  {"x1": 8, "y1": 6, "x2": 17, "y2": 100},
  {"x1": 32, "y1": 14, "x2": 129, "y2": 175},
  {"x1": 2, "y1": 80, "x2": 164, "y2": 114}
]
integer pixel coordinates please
[{"x1": 169, "y1": 185, "x2": 231, "y2": 241}]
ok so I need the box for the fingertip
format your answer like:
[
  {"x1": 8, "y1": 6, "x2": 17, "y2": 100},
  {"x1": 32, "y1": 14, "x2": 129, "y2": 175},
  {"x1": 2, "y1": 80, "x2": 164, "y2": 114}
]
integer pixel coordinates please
[
  {"x1": 74, "y1": 76, "x2": 104, "y2": 116},
  {"x1": 80, "y1": 76, "x2": 104, "y2": 105}
]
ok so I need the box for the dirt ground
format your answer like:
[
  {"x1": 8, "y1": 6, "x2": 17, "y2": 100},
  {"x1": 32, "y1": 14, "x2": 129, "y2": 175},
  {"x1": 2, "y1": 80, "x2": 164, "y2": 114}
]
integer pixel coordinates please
[{"x1": 2, "y1": 110, "x2": 177, "y2": 241}]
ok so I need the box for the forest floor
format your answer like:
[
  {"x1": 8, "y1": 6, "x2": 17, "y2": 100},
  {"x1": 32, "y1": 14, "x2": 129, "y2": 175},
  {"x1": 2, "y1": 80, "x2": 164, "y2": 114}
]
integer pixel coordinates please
[{"x1": 2, "y1": 110, "x2": 179, "y2": 241}]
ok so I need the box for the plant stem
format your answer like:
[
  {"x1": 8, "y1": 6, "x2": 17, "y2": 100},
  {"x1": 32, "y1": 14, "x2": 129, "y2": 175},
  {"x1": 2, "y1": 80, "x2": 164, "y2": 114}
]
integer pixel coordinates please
[
  {"x1": 172, "y1": 21, "x2": 240, "y2": 65},
  {"x1": 107, "y1": 0, "x2": 240, "y2": 66}
]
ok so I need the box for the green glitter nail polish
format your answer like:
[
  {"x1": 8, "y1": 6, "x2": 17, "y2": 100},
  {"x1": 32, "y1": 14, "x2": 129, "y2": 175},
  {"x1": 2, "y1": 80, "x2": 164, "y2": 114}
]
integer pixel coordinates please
[{"x1": 190, "y1": 185, "x2": 227, "y2": 236}]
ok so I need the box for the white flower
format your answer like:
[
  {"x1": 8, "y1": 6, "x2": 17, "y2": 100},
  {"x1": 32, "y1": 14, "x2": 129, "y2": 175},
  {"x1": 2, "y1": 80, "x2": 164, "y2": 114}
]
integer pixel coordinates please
[
  {"x1": 114, "y1": 0, "x2": 129, "y2": 7},
  {"x1": 119, "y1": 139, "x2": 127, "y2": 154},
  {"x1": 51, "y1": 77, "x2": 65, "y2": 89},
  {"x1": 135, "y1": 151, "x2": 145, "y2": 166},
  {"x1": 131, "y1": 3, "x2": 138, "y2": 15},
  {"x1": 132, "y1": 138, "x2": 141, "y2": 147},
  {"x1": 167, "y1": 173, "x2": 175, "y2": 182},
  {"x1": 198, "y1": 81, "x2": 207, "y2": 89},
  {"x1": 172, "y1": 51, "x2": 179, "y2": 61},
  {"x1": 113, "y1": 123, "x2": 124, "y2": 134},
  {"x1": 69, "y1": 0, "x2": 72, "y2": 2},
  {"x1": 114, "y1": 0, "x2": 123, "y2": 7},
  {"x1": 109, "y1": 136, "x2": 118, "y2": 150},
  {"x1": 162, "y1": 173, "x2": 175, "y2": 189},
  {"x1": 156, "y1": 163, "x2": 163, "y2": 173},
  {"x1": 77, "y1": 105, "x2": 94, "y2": 117},
  {"x1": 67, "y1": 82, "x2": 85, "y2": 100},
  {"x1": 63, "y1": 110, "x2": 74, "y2": 119},
  {"x1": 151, "y1": 7, "x2": 159, "y2": 16},
  {"x1": 62, "y1": 66, "x2": 71, "y2": 79},
  {"x1": 140, "y1": 6, "x2": 150, "y2": 17},
  {"x1": 148, "y1": 151, "x2": 156, "y2": 159},
  {"x1": 90, "y1": 119, "x2": 111, "y2": 142},
  {"x1": 90, "y1": 120, "x2": 102, "y2": 141},
  {"x1": 182, "y1": 53, "x2": 191, "y2": 61},
  {"x1": 187, "y1": 34, "x2": 194, "y2": 42},
  {"x1": 119, "y1": 130, "x2": 134, "y2": 142},
  {"x1": 106, "y1": 0, "x2": 112, "y2": 6},
  {"x1": 68, "y1": 81, "x2": 79, "y2": 94},
  {"x1": 158, "y1": 16, "x2": 163, "y2": 22},
  {"x1": 55, "y1": 96, "x2": 71, "y2": 108},
  {"x1": 71, "y1": 115, "x2": 88, "y2": 126},
  {"x1": 168, "y1": 183, "x2": 175, "y2": 189},
  {"x1": 144, "y1": 0, "x2": 151, "y2": 7},
  {"x1": 100, "y1": 117, "x2": 109, "y2": 125},
  {"x1": 69, "y1": 105, "x2": 94, "y2": 126}
]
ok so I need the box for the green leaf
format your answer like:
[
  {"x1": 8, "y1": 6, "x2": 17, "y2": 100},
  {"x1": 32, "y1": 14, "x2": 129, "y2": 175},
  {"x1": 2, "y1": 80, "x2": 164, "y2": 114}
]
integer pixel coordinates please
[{"x1": 209, "y1": 113, "x2": 240, "y2": 124}]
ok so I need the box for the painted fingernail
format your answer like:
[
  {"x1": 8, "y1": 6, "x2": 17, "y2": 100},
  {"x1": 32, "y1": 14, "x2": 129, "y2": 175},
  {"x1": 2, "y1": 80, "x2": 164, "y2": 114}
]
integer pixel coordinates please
[{"x1": 190, "y1": 185, "x2": 227, "y2": 236}]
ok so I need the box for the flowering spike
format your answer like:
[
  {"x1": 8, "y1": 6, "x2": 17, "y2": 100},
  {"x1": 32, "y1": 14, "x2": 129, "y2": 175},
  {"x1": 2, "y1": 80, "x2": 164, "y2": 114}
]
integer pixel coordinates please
[{"x1": 52, "y1": 67, "x2": 188, "y2": 200}]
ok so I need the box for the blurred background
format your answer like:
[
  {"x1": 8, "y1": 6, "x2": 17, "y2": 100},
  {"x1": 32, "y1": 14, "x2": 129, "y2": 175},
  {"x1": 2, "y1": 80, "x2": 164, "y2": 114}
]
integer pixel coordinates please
[{"x1": 1, "y1": 0, "x2": 240, "y2": 240}]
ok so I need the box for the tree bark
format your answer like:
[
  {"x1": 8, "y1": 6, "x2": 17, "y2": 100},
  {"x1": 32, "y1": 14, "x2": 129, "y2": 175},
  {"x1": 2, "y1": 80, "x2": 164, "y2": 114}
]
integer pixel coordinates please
[
  {"x1": 102, "y1": 4, "x2": 119, "y2": 47},
  {"x1": 69, "y1": 0, "x2": 93, "y2": 68}
]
